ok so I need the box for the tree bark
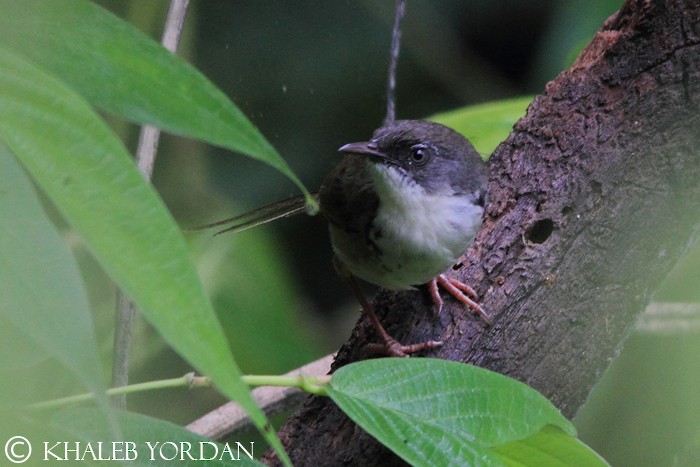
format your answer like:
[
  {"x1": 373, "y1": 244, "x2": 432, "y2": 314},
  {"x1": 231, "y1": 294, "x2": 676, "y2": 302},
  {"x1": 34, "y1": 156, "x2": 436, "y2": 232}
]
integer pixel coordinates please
[{"x1": 265, "y1": 0, "x2": 700, "y2": 464}]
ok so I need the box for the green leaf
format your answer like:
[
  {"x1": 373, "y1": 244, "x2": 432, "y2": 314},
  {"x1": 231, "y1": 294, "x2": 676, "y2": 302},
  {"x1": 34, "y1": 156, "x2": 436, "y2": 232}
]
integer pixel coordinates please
[
  {"x1": 493, "y1": 426, "x2": 610, "y2": 467},
  {"x1": 327, "y1": 358, "x2": 576, "y2": 466},
  {"x1": 53, "y1": 408, "x2": 265, "y2": 466},
  {"x1": 193, "y1": 234, "x2": 321, "y2": 373},
  {"x1": 0, "y1": 0, "x2": 313, "y2": 206},
  {"x1": 0, "y1": 47, "x2": 288, "y2": 464},
  {"x1": 0, "y1": 147, "x2": 106, "y2": 403},
  {"x1": 431, "y1": 96, "x2": 532, "y2": 157}
]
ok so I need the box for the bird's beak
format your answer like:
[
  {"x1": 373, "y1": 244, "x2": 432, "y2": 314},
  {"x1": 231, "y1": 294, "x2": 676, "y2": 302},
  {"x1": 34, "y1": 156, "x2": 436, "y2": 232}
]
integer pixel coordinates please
[{"x1": 338, "y1": 141, "x2": 389, "y2": 162}]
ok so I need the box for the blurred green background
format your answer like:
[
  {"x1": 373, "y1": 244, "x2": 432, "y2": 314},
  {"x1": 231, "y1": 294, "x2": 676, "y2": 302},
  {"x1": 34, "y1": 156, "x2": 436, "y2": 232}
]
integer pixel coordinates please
[{"x1": 25, "y1": 1, "x2": 700, "y2": 465}]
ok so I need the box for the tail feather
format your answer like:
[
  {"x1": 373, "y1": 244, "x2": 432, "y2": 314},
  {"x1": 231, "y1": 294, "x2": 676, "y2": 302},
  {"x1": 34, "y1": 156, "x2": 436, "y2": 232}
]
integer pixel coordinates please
[{"x1": 188, "y1": 193, "x2": 319, "y2": 235}]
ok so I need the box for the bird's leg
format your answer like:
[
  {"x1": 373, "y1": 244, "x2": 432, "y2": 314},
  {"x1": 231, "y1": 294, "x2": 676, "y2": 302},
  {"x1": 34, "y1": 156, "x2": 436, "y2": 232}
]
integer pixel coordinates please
[
  {"x1": 430, "y1": 274, "x2": 493, "y2": 324},
  {"x1": 336, "y1": 262, "x2": 442, "y2": 357}
]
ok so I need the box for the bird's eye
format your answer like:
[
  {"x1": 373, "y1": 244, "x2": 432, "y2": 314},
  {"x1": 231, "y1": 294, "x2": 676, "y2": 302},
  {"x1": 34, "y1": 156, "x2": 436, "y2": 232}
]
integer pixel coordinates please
[{"x1": 410, "y1": 145, "x2": 430, "y2": 165}]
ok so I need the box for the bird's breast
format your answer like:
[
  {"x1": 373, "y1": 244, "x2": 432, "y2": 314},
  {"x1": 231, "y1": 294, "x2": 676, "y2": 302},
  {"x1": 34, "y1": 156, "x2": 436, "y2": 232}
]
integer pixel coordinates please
[
  {"x1": 326, "y1": 163, "x2": 483, "y2": 290},
  {"x1": 365, "y1": 165, "x2": 483, "y2": 289}
]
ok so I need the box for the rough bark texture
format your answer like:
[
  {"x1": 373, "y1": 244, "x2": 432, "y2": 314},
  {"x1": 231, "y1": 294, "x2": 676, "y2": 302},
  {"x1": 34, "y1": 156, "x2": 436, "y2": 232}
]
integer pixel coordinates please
[{"x1": 266, "y1": 0, "x2": 700, "y2": 464}]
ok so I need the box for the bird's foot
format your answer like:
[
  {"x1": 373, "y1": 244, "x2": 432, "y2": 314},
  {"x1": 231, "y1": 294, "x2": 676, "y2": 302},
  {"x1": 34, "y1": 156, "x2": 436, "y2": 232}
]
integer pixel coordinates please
[
  {"x1": 342, "y1": 267, "x2": 443, "y2": 357},
  {"x1": 364, "y1": 335, "x2": 443, "y2": 358},
  {"x1": 429, "y1": 274, "x2": 492, "y2": 324}
]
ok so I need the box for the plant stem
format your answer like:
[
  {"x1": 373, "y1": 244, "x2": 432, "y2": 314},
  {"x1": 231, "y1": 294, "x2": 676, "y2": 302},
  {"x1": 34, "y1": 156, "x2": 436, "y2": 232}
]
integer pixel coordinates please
[
  {"x1": 111, "y1": 0, "x2": 190, "y2": 410},
  {"x1": 28, "y1": 373, "x2": 330, "y2": 411},
  {"x1": 383, "y1": 0, "x2": 405, "y2": 125}
]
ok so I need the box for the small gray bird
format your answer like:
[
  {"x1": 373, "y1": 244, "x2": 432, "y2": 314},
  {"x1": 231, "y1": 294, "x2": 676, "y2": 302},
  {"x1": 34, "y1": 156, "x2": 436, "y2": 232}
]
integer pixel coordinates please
[{"x1": 319, "y1": 120, "x2": 490, "y2": 356}]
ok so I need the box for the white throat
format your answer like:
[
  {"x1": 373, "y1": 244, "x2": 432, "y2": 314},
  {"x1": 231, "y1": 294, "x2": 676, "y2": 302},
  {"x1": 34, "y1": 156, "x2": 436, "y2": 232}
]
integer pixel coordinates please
[{"x1": 364, "y1": 163, "x2": 483, "y2": 289}]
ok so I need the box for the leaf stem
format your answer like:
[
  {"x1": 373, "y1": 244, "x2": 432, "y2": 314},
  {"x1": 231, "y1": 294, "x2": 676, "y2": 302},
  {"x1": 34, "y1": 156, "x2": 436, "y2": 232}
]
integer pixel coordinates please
[{"x1": 28, "y1": 373, "x2": 330, "y2": 411}]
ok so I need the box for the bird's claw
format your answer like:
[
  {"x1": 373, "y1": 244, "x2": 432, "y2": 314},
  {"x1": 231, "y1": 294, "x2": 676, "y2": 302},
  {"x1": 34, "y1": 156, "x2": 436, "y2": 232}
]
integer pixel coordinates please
[{"x1": 430, "y1": 274, "x2": 492, "y2": 324}]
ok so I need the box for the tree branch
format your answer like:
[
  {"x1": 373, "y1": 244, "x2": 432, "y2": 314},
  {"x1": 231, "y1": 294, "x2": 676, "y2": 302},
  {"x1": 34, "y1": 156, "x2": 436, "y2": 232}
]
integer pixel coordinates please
[{"x1": 265, "y1": 0, "x2": 700, "y2": 464}]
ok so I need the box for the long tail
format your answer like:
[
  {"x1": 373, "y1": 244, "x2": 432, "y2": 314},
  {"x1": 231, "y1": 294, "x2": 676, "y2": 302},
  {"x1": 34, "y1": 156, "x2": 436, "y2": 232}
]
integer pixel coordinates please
[{"x1": 189, "y1": 193, "x2": 319, "y2": 236}]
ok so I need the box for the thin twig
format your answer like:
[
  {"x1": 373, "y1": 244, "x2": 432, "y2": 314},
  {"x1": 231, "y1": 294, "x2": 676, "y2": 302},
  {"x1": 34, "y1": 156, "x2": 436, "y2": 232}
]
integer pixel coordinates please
[
  {"x1": 634, "y1": 302, "x2": 700, "y2": 334},
  {"x1": 136, "y1": 0, "x2": 190, "y2": 178},
  {"x1": 383, "y1": 0, "x2": 406, "y2": 125},
  {"x1": 187, "y1": 354, "x2": 334, "y2": 440},
  {"x1": 31, "y1": 373, "x2": 208, "y2": 411},
  {"x1": 111, "y1": 293, "x2": 135, "y2": 410},
  {"x1": 111, "y1": 0, "x2": 190, "y2": 410}
]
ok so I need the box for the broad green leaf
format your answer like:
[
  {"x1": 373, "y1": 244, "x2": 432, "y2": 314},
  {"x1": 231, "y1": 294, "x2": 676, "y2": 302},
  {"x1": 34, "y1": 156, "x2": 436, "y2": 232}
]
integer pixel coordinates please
[
  {"x1": 328, "y1": 358, "x2": 575, "y2": 466},
  {"x1": 328, "y1": 387, "x2": 498, "y2": 466},
  {"x1": 493, "y1": 426, "x2": 610, "y2": 467},
  {"x1": 431, "y1": 96, "x2": 532, "y2": 157},
  {"x1": 0, "y1": 147, "x2": 106, "y2": 403},
  {"x1": 53, "y1": 408, "x2": 265, "y2": 466},
  {"x1": 675, "y1": 427, "x2": 700, "y2": 467},
  {"x1": 0, "y1": 48, "x2": 288, "y2": 464},
  {"x1": 0, "y1": 0, "x2": 313, "y2": 205}
]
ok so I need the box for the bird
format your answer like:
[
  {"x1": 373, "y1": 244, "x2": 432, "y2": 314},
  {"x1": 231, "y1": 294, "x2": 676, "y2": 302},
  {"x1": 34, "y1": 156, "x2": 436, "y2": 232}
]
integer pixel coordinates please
[
  {"x1": 195, "y1": 119, "x2": 490, "y2": 357},
  {"x1": 318, "y1": 119, "x2": 490, "y2": 356}
]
